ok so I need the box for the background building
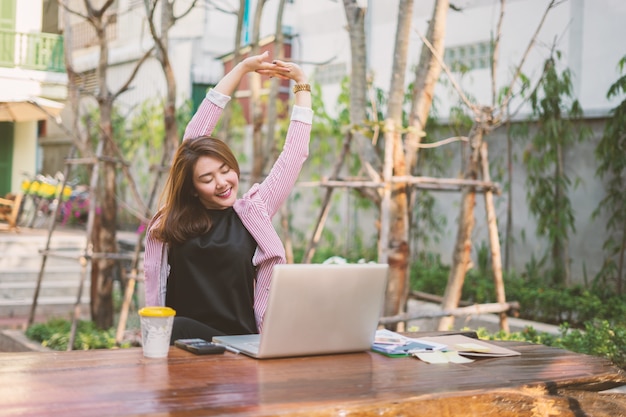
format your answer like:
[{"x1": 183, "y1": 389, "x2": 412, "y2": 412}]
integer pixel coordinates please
[
  {"x1": 6, "y1": 0, "x2": 625, "y2": 283},
  {"x1": 0, "y1": 0, "x2": 66, "y2": 196}
]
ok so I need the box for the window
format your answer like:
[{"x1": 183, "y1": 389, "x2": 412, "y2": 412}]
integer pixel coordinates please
[
  {"x1": 191, "y1": 83, "x2": 213, "y2": 114},
  {"x1": 76, "y1": 69, "x2": 98, "y2": 95},
  {"x1": 444, "y1": 41, "x2": 491, "y2": 72}
]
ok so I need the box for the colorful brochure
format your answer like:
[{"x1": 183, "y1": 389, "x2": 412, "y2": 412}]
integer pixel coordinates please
[{"x1": 371, "y1": 329, "x2": 447, "y2": 357}]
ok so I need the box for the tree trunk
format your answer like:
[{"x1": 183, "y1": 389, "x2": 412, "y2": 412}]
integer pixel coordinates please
[
  {"x1": 249, "y1": 0, "x2": 266, "y2": 187},
  {"x1": 480, "y1": 142, "x2": 509, "y2": 333},
  {"x1": 62, "y1": 0, "x2": 149, "y2": 329},
  {"x1": 89, "y1": 13, "x2": 117, "y2": 329},
  {"x1": 405, "y1": 0, "x2": 448, "y2": 172},
  {"x1": 266, "y1": 0, "x2": 293, "y2": 262},
  {"x1": 342, "y1": 0, "x2": 382, "y2": 189},
  {"x1": 217, "y1": 0, "x2": 246, "y2": 142},
  {"x1": 505, "y1": 114, "x2": 513, "y2": 272},
  {"x1": 381, "y1": 0, "x2": 413, "y2": 326},
  {"x1": 160, "y1": 0, "x2": 180, "y2": 162},
  {"x1": 264, "y1": 0, "x2": 286, "y2": 168},
  {"x1": 438, "y1": 121, "x2": 485, "y2": 331},
  {"x1": 554, "y1": 141, "x2": 570, "y2": 285}
]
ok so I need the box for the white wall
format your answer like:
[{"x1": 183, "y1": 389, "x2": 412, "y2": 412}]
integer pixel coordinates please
[
  {"x1": 14, "y1": 0, "x2": 42, "y2": 32},
  {"x1": 1, "y1": 0, "x2": 44, "y2": 192},
  {"x1": 285, "y1": 0, "x2": 624, "y2": 280},
  {"x1": 63, "y1": 0, "x2": 625, "y2": 282},
  {"x1": 12, "y1": 122, "x2": 39, "y2": 191}
]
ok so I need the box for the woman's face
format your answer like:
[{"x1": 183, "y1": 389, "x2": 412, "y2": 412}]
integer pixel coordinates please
[{"x1": 192, "y1": 155, "x2": 239, "y2": 209}]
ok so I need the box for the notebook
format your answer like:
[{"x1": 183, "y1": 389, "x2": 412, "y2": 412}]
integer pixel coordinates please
[{"x1": 212, "y1": 263, "x2": 388, "y2": 359}]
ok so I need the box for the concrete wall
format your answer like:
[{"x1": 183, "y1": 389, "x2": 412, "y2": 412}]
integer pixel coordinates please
[
  {"x1": 56, "y1": 0, "x2": 624, "y2": 284},
  {"x1": 11, "y1": 122, "x2": 38, "y2": 192}
]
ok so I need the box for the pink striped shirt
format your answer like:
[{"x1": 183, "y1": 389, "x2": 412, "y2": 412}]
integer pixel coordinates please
[{"x1": 143, "y1": 90, "x2": 313, "y2": 331}]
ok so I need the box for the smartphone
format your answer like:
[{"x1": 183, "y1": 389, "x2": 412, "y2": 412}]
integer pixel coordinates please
[{"x1": 174, "y1": 338, "x2": 226, "y2": 355}]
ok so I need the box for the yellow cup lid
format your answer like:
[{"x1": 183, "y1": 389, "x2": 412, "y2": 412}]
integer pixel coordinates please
[{"x1": 138, "y1": 306, "x2": 176, "y2": 317}]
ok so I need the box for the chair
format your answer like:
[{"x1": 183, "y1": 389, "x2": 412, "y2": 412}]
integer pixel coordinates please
[{"x1": 0, "y1": 193, "x2": 24, "y2": 232}]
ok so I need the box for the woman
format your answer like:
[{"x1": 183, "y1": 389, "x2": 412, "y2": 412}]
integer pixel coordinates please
[{"x1": 143, "y1": 51, "x2": 312, "y2": 342}]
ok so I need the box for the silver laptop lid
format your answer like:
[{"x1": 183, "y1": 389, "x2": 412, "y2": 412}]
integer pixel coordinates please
[{"x1": 255, "y1": 263, "x2": 388, "y2": 358}]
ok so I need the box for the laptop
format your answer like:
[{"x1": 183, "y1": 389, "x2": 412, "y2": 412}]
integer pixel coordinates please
[{"x1": 212, "y1": 263, "x2": 388, "y2": 359}]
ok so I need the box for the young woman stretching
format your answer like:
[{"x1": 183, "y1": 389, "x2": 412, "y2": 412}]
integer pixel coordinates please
[{"x1": 143, "y1": 52, "x2": 312, "y2": 342}]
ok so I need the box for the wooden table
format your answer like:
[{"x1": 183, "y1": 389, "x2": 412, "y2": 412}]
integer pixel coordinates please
[{"x1": 1, "y1": 339, "x2": 625, "y2": 417}]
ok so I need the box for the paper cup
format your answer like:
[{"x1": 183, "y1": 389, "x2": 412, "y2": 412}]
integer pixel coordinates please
[{"x1": 138, "y1": 306, "x2": 176, "y2": 358}]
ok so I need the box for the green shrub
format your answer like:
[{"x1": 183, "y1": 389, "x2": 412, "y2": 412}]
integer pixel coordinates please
[
  {"x1": 410, "y1": 251, "x2": 626, "y2": 369},
  {"x1": 477, "y1": 320, "x2": 626, "y2": 369},
  {"x1": 26, "y1": 318, "x2": 132, "y2": 351},
  {"x1": 410, "y1": 252, "x2": 626, "y2": 328}
]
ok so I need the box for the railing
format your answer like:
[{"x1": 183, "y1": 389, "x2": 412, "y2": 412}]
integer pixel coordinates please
[{"x1": 0, "y1": 30, "x2": 65, "y2": 73}]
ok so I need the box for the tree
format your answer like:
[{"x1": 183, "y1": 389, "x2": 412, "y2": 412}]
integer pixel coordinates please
[
  {"x1": 248, "y1": 0, "x2": 268, "y2": 186},
  {"x1": 594, "y1": 55, "x2": 626, "y2": 295},
  {"x1": 524, "y1": 55, "x2": 588, "y2": 287},
  {"x1": 340, "y1": 0, "x2": 449, "y2": 326},
  {"x1": 435, "y1": 0, "x2": 563, "y2": 331},
  {"x1": 342, "y1": 0, "x2": 383, "y2": 186},
  {"x1": 215, "y1": 0, "x2": 246, "y2": 142},
  {"x1": 379, "y1": 0, "x2": 413, "y2": 323},
  {"x1": 60, "y1": 0, "x2": 153, "y2": 328},
  {"x1": 143, "y1": 0, "x2": 199, "y2": 163}
]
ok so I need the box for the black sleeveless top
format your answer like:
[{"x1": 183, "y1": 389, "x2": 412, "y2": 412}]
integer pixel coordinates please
[{"x1": 165, "y1": 207, "x2": 258, "y2": 334}]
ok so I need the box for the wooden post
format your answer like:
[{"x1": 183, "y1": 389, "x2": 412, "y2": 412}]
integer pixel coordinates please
[
  {"x1": 480, "y1": 142, "x2": 509, "y2": 333},
  {"x1": 28, "y1": 149, "x2": 77, "y2": 325},
  {"x1": 302, "y1": 132, "x2": 353, "y2": 263},
  {"x1": 68, "y1": 140, "x2": 103, "y2": 350}
]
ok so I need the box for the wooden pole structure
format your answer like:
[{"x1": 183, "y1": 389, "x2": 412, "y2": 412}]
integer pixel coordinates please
[
  {"x1": 115, "y1": 156, "x2": 169, "y2": 343},
  {"x1": 28, "y1": 148, "x2": 77, "y2": 326},
  {"x1": 379, "y1": 301, "x2": 519, "y2": 325},
  {"x1": 480, "y1": 142, "x2": 509, "y2": 332},
  {"x1": 302, "y1": 131, "x2": 353, "y2": 263},
  {"x1": 67, "y1": 140, "x2": 103, "y2": 350}
]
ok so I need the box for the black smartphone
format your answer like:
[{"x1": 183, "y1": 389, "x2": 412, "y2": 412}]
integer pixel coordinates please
[{"x1": 174, "y1": 338, "x2": 226, "y2": 355}]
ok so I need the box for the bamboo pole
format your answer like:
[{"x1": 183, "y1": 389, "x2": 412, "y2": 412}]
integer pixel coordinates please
[
  {"x1": 28, "y1": 148, "x2": 77, "y2": 326},
  {"x1": 298, "y1": 176, "x2": 500, "y2": 193},
  {"x1": 302, "y1": 132, "x2": 353, "y2": 263},
  {"x1": 480, "y1": 142, "x2": 509, "y2": 333},
  {"x1": 379, "y1": 301, "x2": 519, "y2": 325},
  {"x1": 67, "y1": 140, "x2": 103, "y2": 351},
  {"x1": 115, "y1": 152, "x2": 169, "y2": 344}
]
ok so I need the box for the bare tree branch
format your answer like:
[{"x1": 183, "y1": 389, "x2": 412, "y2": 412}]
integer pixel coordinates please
[
  {"x1": 493, "y1": 63, "x2": 547, "y2": 129},
  {"x1": 497, "y1": 0, "x2": 562, "y2": 115},
  {"x1": 414, "y1": 136, "x2": 468, "y2": 148},
  {"x1": 491, "y1": 0, "x2": 505, "y2": 107},
  {"x1": 416, "y1": 28, "x2": 479, "y2": 115},
  {"x1": 206, "y1": 0, "x2": 239, "y2": 15},
  {"x1": 174, "y1": 0, "x2": 200, "y2": 21},
  {"x1": 58, "y1": 0, "x2": 89, "y2": 20},
  {"x1": 111, "y1": 47, "x2": 156, "y2": 100}
]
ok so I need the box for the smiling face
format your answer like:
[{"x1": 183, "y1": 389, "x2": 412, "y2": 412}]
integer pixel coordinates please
[{"x1": 192, "y1": 155, "x2": 239, "y2": 209}]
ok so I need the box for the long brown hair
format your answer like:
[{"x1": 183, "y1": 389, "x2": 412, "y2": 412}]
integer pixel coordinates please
[{"x1": 150, "y1": 136, "x2": 240, "y2": 245}]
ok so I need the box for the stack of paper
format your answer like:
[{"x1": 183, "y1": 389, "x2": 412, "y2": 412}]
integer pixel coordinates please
[
  {"x1": 371, "y1": 329, "x2": 447, "y2": 357},
  {"x1": 418, "y1": 334, "x2": 522, "y2": 358},
  {"x1": 371, "y1": 331, "x2": 521, "y2": 364}
]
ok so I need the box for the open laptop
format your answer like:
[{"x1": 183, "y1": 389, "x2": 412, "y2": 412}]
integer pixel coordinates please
[{"x1": 212, "y1": 263, "x2": 388, "y2": 359}]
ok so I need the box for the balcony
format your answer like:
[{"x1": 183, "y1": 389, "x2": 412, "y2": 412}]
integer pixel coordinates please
[{"x1": 0, "y1": 30, "x2": 65, "y2": 73}]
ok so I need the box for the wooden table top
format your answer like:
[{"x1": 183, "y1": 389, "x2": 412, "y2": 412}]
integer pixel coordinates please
[{"x1": 1, "y1": 339, "x2": 625, "y2": 417}]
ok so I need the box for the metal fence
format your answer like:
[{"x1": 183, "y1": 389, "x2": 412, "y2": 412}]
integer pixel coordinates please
[{"x1": 0, "y1": 30, "x2": 65, "y2": 73}]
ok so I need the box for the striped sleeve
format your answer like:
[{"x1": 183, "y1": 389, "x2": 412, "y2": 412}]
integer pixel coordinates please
[
  {"x1": 143, "y1": 230, "x2": 164, "y2": 306},
  {"x1": 256, "y1": 107, "x2": 312, "y2": 217},
  {"x1": 183, "y1": 89, "x2": 230, "y2": 140}
]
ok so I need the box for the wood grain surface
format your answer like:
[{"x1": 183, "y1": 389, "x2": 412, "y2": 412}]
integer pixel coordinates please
[{"x1": 1, "y1": 340, "x2": 625, "y2": 416}]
